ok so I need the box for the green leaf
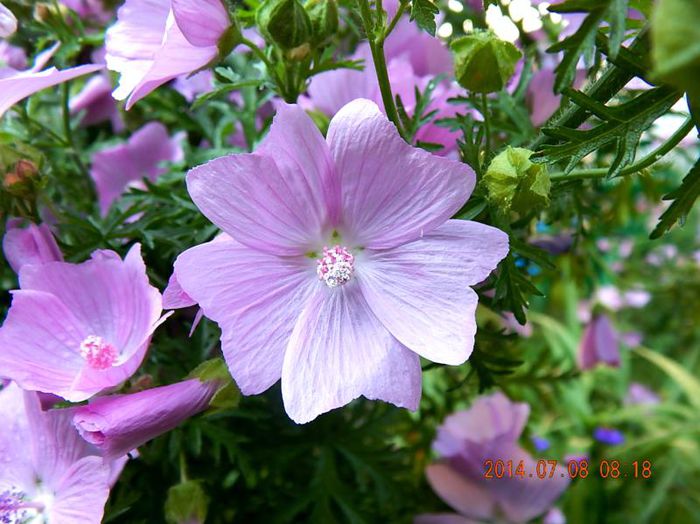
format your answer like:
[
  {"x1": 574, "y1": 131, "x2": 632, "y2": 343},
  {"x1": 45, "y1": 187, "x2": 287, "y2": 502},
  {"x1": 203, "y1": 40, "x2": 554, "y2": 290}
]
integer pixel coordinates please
[
  {"x1": 633, "y1": 345, "x2": 700, "y2": 410},
  {"x1": 409, "y1": 0, "x2": 439, "y2": 36},
  {"x1": 164, "y1": 480, "x2": 209, "y2": 524},
  {"x1": 535, "y1": 85, "x2": 681, "y2": 177},
  {"x1": 650, "y1": 157, "x2": 700, "y2": 239}
]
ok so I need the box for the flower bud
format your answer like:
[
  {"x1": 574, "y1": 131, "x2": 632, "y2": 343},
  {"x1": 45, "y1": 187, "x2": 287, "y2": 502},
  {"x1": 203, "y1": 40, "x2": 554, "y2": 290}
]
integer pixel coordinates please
[
  {"x1": 0, "y1": 2, "x2": 17, "y2": 38},
  {"x1": 256, "y1": 0, "x2": 312, "y2": 50},
  {"x1": 484, "y1": 147, "x2": 550, "y2": 215},
  {"x1": 451, "y1": 30, "x2": 521, "y2": 93},
  {"x1": 165, "y1": 480, "x2": 209, "y2": 524},
  {"x1": 3, "y1": 160, "x2": 39, "y2": 198},
  {"x1": 305, "y1": 0, "x2": 338, "y2": 45}
]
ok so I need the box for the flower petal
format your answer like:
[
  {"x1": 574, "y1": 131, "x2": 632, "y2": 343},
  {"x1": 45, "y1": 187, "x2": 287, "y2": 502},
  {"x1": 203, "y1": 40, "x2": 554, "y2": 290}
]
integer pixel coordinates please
[
  {"x1": 0, "y1": 63, "x2": 103, "y2": 118},
  {"x1": 281, "y1": 282, "x2": 422, "y2": 424},
  {"x1": 49, "y1": 456, "x2": 110, "y2": 524},
  {"x1": 187, "y1": 108, "x2": 334, "y2": 255},
  {"x1": 425, "y1": 463, "x2": 495, "y2": 520},
  {"x1": 174, "y1": 235, "x2": 316, "y2": 395},
  {"x1": 326, "y1": 99, "x2": 474, "y2": 249},
  {"x1": 171, "y1": 0, "x2": 229, "y2": 47},
  {"x1": 356, "y1": 220, "x2": 508, "y2": 365},
  {"x1": 0, "y1": 383, "x2": 34, "y2": 489},
  {"x1": 2, "y1": 221, "x2": 63, "y2": 273}
]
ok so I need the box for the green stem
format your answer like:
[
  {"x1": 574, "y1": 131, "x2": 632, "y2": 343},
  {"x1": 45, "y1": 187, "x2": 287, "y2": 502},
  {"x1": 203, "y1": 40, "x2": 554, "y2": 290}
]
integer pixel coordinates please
[
  {"x1": 357, "y1": 0, "x2": 405, "y2": 138},
  {"x1": 481, "y1": 92, "x2": 491, "y2": 161},
  {"x1": 383, "y1": 2, "x2": 407, "y2": 40},
  {"x1": 550, "y1": 117, "x2": 695, "y2": 182},
  {"x1": 61, "y1": 82, "x2": 91, "y2": 187},
  {"x1": 241, "y1": 37, "x2": 275, "y2": 71}
]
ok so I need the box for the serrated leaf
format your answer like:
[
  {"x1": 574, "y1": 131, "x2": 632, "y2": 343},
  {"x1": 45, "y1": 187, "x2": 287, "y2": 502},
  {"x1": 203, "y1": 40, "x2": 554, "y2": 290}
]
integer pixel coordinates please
[
  {"x1": 409, "y1": 0, "x2": 439, "y2": 36},
  {"x1": 535, "y1": 85, "x2": 680, "y2": 177},
  {"x1": 650, "y1": 157, "x2": 700, "y2": 239},
  {"x1": 606, "y1": 0, "x2": 628, "y2": 59}
]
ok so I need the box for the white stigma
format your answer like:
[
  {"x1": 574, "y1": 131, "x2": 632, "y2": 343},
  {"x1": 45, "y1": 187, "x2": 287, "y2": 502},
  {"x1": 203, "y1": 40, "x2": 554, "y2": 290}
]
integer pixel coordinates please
[
  {"x1": 316, "y1": 245, "x2": 355, "y2": 288},
  {"x1": 79, "y1": 335, "x2": 118, "y2": 370}
]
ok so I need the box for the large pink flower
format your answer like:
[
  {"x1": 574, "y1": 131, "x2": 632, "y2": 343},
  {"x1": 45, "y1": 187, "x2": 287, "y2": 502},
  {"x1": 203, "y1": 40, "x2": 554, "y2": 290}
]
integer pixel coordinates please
[
  {"x1": 170, "y1": 99, "x2": 508, "y2": 423},
  {"x1": 0, "y1": 244, "x2": 166, "y2": 401},
  {"x1": 105, "y1": 0, "x2": 230, "y2": 109},
  {"x1": 0, "y1": 382, "x2": 127, "y2": 524}
]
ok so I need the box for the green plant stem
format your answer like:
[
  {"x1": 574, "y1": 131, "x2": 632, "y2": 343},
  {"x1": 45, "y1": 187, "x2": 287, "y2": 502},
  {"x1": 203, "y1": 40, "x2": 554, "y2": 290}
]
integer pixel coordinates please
[
  {"x1": 357, "y1": 0, "x2": 405, "y2": 139},
  {"x1": 549, "y1": 117, "x2": 695, "y2": 182},
  {"x1": 481, "y1": 92, "x2": 491, "y2": 160},
  {"x1": 241, "y1": 37, "x2": 275, "y2": 71},
  {"x1": 61, "y1": 82, "x2": 90, "y2": 183},
  {"x1": 383, "y1": 1, "x2": 407, "y2": 40}
]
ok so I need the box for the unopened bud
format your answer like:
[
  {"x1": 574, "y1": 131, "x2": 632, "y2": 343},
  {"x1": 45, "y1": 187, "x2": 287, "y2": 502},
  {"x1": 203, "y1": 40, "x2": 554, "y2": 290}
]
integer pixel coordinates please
[{"x1": 484, "y1": 147, "x2": 550, "y2": 215}]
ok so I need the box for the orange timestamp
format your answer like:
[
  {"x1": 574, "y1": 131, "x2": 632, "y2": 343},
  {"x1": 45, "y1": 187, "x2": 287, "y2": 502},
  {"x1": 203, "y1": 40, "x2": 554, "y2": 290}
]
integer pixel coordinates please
[{"x1": 483, "y1": 459, "x2": 653, "y2": 479}]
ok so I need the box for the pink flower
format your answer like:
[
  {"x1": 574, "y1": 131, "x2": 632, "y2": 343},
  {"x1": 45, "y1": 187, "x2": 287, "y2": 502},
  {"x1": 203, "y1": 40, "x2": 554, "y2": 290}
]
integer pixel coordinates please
[
  {"x1": 0, "y1": 2, "x2": 17, "y2": 38},
  {"x1": 2, "y1": 220, "x2": 63, "y2": 273},
  {"x1": 60, "y1": 0, "x2": 112, "y2": 24},
  {"x1": 624, "y1": 382, "x2": 660, "y2": 406},
  {"x1": 0, "y1": 244, "x2": 167, "y2": 401},
  {"x1": 417, "y1": 393, "x2": 568, "y2": 524},
  {"x1": 90, "y1": 122, "x2": 184, "y2": 215},
  {"x1": 577, "y1": 314, "x2": 619, "y2": 370},
  {"x1": 70, "y1": 74, "x2": 124, "y2": 131},
  {"x1": 105, "y1": 0, "x2": 231, "y2": 109},
  {"x1": 171, "y1": 99, "x2": 508, "y2": 423},
  {"x1": 0, "y1": 44, "x2": 103, "y2": 118},
  {"x1": 527, "y1": 66, "x2": 586, "y2": 127},
  {"x1": 73, "y1": 377, "x2": 221, "y2": 460},
  {"x1": 0, "y1": 40, "x2": 27, "y2": 70},
  {"x1": 305, "y1": 48, "x2": 462, "y2": 156},
  {"x1": 0, "y1": 382, "x2": 127, "y2": 524}
]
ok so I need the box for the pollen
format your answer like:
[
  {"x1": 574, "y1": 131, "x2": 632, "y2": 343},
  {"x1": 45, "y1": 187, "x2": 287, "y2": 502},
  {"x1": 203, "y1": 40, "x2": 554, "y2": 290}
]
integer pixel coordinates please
[
  {"x1": 79, "y1": 335, "x2": 118, "y2": 370},
  {"x1": 316, "y1": 245, "x2": 354, "y2": 288}
]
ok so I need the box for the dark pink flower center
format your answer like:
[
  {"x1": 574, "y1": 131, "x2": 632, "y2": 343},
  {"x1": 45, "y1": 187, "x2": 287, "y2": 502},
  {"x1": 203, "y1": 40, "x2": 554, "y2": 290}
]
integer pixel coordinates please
[
  {"x1": 316, "y1": 245, "x2": 354, "y2": 288},
  {"x1": 79, "y1": 335, "x2": 118, "y2": 369}
]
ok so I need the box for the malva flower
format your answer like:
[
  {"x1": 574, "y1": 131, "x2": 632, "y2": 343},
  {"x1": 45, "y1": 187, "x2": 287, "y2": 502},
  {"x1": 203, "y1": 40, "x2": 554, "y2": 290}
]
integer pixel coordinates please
[
  {"x1": 416, "y1": 392, "x2": 569, "y2": 524},
  {"x1": 60, "y1": 0, "x2": 112, "y2": 24},
  {"x1": 2, "y1": 220, "x2": 63, "y2": 274},
  {"x1": 0, "y1": 44, "x2": 102, "y2": 119},
  {"x1": 0, "y1": 244, "x2": 166, "y2": 401},
  {"x1": 577, "y1": 313, "x2": 620, "y2": 370},
  {"x1": 105, "y1": 0, "x2": 232, "y2": 109},
  {"x1": 0, "y1": 382, "x2": 126, "y2": 524},
  {"x1": 90, "y1": 122, "x2": 184, "y2": 215},
  {"x1": 74, "y1": 376, "x2": 223, "y2": 460},
  {"x1": 170, "y1": 99, "x2": 508, "y2": 424},
  {"x1": 70, "y1": 73, "x2": 124, "y2": 131}
]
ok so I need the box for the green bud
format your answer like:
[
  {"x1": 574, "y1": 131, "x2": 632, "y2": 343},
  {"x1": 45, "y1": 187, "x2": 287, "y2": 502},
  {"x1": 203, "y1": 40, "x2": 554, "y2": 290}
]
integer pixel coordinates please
[
  {"x1": 451, "y1": 30, "x2": 522, "y2": 94},
  {"x1": 651, "y1": 0, "x2": 700, "y2": 97},
  {"x1": 484, "y1": 147, "x2": 551, "y2": 215},
  {"x1": 164, "y1": 481, "x2": 208, "y2": 524},
  {"x1": 305, "y1": 0, "x2": 339, "y2": 44},
  {"x1": 187, "y1": 358, "x2": 241, "y2": 411},
  {"x1": 256, "y1": 0, "x2": 312, "y2": 50}
]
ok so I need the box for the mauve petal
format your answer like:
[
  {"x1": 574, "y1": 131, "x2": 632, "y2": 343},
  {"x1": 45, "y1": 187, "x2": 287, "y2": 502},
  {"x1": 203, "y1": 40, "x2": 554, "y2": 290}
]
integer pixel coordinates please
[
  {"x1": 257, "y1": 103, "x2": 340, "y2": 228},
  {"x1": 162, "y1": 271, "x2": 196, "y2": 309},
  {"x1": 174, "y1": 235, "x2": 316, "y2": 395},
  {"x1": 281, "y1": 282, "x2": 422, "y2": 424},
  {"x1": 0, "y1": 383, "x2": 34, "y2": 489},
  {"x1": 171, "y1": 0, "x2": 228, "y2": 47},
  {"x1": 70, "y1": 74, "x2": 123, "y2": 129},
  {"x1": 187, "y1": 152, "x2": 327, "y2": 256},
  {"x1": 48, "y1": 456, "x2": 110, "y2": 524},
  {"x1": 2, "y1": 221, "x2": 63, "y2": 273},
  {"x1": 327, "y1": 99, "x2": 474, "y2": 249},
  {"x1": 425, "y1": 463, "x2": 495, "y2": 520},
  {"x1": 105, "y1": 0, "x2": 170, "y2": 101},
  {"x1": 0, "y1": 2, "x2": 17, "y2": 38},
  {"x1": 414, "y1": 514, "x2": 476, "y2": 524},
  {"x1": 0, "y1": 63, "x2": 103, "y2": 118},
  {"x1": 577, "y1": 314, "x2": 619, "y2": 370},
  {"x1": 125, "y1": 12, "x2": 217, "y2": 108},
  {"x1": 0, "y1": 290, "x2": 89, "y2": 398},
  {"x1": 357, "y1": 220, "x2": 508, "y2": 365},
  {"x1": 383, "y1": 14, "x2": 452, "y2": 77},
  {"x1": 91, "y1": 122, "x2": 183, "y2": 214},
  {"x1": 73, "y1": 378, "x2": 219, "y2": 460},
  {"x1": 23, "y1": 393, "x2": 96, "y2": 488}
]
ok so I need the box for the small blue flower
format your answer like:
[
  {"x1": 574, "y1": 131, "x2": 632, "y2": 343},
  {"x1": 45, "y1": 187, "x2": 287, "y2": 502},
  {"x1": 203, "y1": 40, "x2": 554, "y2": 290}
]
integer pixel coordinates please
[
  {"x1": 593, "y1": 427, "x2": 625, "y2": 446},
  {"x1": 531, "y1": 435, "x2": 550, "y2": 452}
]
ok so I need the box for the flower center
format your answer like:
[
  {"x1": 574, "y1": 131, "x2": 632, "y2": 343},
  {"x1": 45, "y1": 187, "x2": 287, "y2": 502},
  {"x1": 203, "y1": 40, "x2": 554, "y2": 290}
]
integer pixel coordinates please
[
  {"x1": 316, "y1": 245, "x2": 354, "y2": 288},
  {"x1": 0, "y1": 488, "x2": 42, "y2": 524},
  {"x1": 79, "y1": 335, "x2": 118, "y2": 370}
]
